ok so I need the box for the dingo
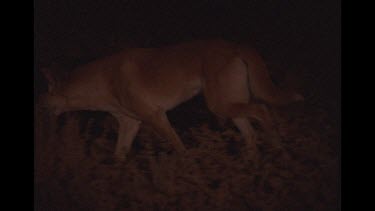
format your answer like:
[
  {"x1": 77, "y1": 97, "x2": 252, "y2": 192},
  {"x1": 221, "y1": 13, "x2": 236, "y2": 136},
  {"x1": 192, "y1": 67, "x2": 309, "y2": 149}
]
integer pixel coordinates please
[{"x1": 38, "y1": 39, "x2": 303, "y2": 161}]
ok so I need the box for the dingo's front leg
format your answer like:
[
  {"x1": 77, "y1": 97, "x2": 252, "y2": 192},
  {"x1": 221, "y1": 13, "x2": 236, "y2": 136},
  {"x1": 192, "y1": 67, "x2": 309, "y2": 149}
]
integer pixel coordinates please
[
  {"x1": 144, "y1": 109, "x2": 186, "y2": 154},
  {"x1": 114, "y1": 115, "x2": 141, "y2": 161}
]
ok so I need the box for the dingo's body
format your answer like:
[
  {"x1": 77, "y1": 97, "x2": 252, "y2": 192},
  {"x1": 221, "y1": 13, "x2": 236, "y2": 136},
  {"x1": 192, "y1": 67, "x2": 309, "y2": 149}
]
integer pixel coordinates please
[{"x1": 39, "y1": 39, "x2": 303, "y2": 161}]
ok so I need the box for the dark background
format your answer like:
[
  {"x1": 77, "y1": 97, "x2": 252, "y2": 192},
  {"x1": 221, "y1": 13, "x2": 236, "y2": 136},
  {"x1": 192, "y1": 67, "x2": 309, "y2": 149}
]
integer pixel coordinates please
[
  {"x1": 35, "y1": 1, "x2": 340, "y2": 59},
  {"x1": 34, "y1": 0, "x2": 340, "y2": 104}
]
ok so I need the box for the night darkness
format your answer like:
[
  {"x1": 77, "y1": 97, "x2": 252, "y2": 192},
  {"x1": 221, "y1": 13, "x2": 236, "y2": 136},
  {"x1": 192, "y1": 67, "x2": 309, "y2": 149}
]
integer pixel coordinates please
[{"x1": 35, "y1": 0, "x2": 340, "y2": 210}]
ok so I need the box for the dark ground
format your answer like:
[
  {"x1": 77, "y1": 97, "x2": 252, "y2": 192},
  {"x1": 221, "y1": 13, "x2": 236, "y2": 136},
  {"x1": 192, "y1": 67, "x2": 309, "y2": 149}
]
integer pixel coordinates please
[{"x1": 34, "y1": 1, "x2": 340, "y2": 210}]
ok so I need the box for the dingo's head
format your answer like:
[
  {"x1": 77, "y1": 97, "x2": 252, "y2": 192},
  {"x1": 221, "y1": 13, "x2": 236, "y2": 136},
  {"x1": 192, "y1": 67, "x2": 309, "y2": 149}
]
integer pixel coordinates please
[
  {"x1": 38, "y1": 66, "x2": 68, "y2": 116},
  {"x1": 38, "y1": 92, "x2": 68, "y2": 116}
]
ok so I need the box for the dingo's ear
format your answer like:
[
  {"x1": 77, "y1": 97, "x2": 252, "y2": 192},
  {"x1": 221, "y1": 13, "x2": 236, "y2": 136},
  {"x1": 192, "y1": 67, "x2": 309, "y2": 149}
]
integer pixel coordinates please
[{"x1": 40, "y1": 67, "x2": 57, "y2": 92}]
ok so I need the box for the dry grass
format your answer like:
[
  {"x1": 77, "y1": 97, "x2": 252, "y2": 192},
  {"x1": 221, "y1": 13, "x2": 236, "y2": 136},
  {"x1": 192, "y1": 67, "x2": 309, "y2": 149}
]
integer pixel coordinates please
[{"x1": 35, "y1": 98, "x2": 339, "y2": 211}]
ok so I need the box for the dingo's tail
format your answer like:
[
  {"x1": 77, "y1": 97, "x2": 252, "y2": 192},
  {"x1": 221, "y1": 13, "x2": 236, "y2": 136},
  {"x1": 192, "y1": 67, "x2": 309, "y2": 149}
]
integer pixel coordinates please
[{"x1": 239, "y1": 48, "x2": 304, "y2": 106}]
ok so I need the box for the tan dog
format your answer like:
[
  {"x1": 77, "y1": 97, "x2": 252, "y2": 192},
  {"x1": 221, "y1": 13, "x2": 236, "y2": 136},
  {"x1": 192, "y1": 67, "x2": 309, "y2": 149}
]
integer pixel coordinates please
[{"x1": 38, "y1": 39, "x2": 303, "y2": 161}]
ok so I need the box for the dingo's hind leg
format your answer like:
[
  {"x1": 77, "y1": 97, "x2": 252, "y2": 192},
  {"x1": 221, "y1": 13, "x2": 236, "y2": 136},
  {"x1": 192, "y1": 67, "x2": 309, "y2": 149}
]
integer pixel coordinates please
[
  {"x1": 220, "y1": 103, "x2": 274, "y2": 131},
  {"x1": 232, "y1": 117, "x2": 256, "y2": 148},
  {"x1": 223, "y1": 103, "x2": 281, "y2": 148},
  {"x1": 203, "y1": 57, "x2": 279, "y2": 157},
  {"x1": 231, "y1": 117, "x2": 260, "y2": 162},
  {"x1": 213, "y1": 103, "x2": 276, "y2": 145}
]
